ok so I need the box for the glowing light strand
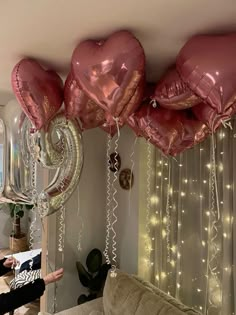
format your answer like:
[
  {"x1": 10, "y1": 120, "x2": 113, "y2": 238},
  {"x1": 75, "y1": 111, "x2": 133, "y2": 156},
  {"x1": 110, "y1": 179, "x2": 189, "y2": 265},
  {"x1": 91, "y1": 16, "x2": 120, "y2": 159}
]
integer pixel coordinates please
[
  {"x1": 166, "y1": 160, "x2": 171, "y2": 264},
  {"x1": 144, "y1": 140, "x2": 152, "y2": 264},
  {"x1": 207, "y1": 134, "x2": 221, "y2": 310}
]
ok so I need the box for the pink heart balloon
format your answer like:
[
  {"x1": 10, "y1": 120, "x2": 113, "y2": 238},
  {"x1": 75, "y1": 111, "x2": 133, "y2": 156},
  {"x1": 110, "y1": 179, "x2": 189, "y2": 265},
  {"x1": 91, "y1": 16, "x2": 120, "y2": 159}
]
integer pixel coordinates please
[
  {"x1": 170, "y1": 110, "x2": 209, "y2": 155},
  {"x1": 128, "y1": 87, "x2": 209, "y2": 155},
  {"x1": 64, "y1": 72, "x2": 106, "y2": 130},
  {"x1": 154, "y1": 67, "x2": 200, "y2": 110},
  {"x1": 12, "y1": 59, "x2": 63, "y2": 130},
  {"x1": 71, "y1": 30, "x2": 145, "y2": 122},
  {"x1": 192, "y1": 102, "x2": 235, "y2": 132},
  {"x1": 177, "y1": 34, "x2": 236, "y2": 114}
]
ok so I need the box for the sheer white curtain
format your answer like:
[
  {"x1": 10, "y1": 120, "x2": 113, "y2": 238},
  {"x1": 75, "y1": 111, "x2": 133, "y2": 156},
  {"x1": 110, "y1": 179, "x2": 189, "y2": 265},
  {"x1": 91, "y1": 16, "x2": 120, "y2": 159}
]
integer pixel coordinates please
[{"x1": 148, "y1": 121, "x2": 236, "y2": 315}]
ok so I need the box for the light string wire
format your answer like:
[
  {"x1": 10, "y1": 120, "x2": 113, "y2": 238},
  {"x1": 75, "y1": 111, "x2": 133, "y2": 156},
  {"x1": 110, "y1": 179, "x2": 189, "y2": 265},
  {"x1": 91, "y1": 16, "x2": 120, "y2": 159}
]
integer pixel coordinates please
[
  {"x1": 77, "y1": 185, "x2": 84, "y2": 252},
  {"x1": 104, "y1": 134, "x2": 112, "y2": 265},
  {"x1": 206, "y1": 133, "x2": 221, "y2": 311},
  {"x1": 144, "y1": 107, "x2": 153, "y2": 268},
  {"x1": 110, "y1": 119, "x2": 120, "y2": 277},
  {"x1": 144, "y1": 140, "x2": 152, "y2": 266},
  {"x1": 128, "y1": 137, "x2": 138, "y2": 217},
  {"x1": 166, "y1": 160, "x2": 172, "y2": 265}
]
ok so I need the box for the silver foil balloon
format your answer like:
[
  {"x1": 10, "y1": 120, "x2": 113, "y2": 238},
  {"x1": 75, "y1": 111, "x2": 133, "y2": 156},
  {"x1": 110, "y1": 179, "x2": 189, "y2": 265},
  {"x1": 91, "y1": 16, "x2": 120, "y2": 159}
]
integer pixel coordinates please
[
  {"x1": 0, "y1": 100, "x2": 34, "y2": 204},
  {"x1": 35, "y1": 113, "x2": 83, "y2": 217},
  {"x1": 26, "y1": 119, "x2": 63, "y2": 169}
]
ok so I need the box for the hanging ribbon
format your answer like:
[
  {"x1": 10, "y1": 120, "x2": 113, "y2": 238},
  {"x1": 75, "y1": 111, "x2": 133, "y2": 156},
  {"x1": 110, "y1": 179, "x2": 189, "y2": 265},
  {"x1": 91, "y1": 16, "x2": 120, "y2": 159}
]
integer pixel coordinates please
[
  {"x1": 206, "y1": 133, "x2": 222, "y2": 311},
  {"x1": 110, "y1": 118, "x2": 120, "y2": 277},
  {"x1": 76, "y1": 186, "x2": 84, "y2": 252},
  {"x1": 128, "y1": 137, "x2": 138, "y2": 217},
  {"x1": 104, "y1": 134, "x2": 112, "y2": 265},
  {"x1": 144, "y1": 140, "x2": 152, "y2": 266}
]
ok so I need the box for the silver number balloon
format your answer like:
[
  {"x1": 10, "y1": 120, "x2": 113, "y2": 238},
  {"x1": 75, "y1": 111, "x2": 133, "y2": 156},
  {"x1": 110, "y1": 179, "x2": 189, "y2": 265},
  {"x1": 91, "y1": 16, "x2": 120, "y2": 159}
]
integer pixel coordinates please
[
  {"x1": 0, "y1": 100, "x2": 34, "y2": 204},
  {"x1": 31, "y1": 113, "x2": 83, "y2": 217}
]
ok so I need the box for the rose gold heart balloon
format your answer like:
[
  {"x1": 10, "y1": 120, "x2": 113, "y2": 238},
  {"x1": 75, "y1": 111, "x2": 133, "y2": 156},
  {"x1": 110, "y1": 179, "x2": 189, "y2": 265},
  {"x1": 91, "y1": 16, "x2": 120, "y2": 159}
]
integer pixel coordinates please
[
  {"x1": 169, "y1": 110, "x2": 209, "y2": 155},
  {"x1": 71, "y1": 30, "x2": 145, "y2": 122},
  {"x1": 154, "y1": 67, "x2": 200, "y2": 110},
  {"x1": 128, "y1": 84, "x2": 209, "y2": 155},
  {"x1": 177, "y1": 34, "x2": 236, "y2": 114},
  {"x1": 12, "y1": 59, "x2": 63, "y2": 130},
  {"x1": 192, "y1": 102, "x2": 234, "y2": 132},
  {"x1": 64, "y1": 72, "x2": 106, "y2": 130}
]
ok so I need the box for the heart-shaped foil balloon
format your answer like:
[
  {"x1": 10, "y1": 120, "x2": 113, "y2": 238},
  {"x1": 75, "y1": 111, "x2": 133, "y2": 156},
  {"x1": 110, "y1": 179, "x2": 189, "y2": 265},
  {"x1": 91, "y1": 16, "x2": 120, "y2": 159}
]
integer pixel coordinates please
[
  {"x1": 192, "y1": 102, "x2": 235, "y2": 132},
  {"x1": 154, "y1": 67, "x2": 200, "y2": 110},
  {"x1": 177, "y1": 34, "x2": 236, "y2": 114},
  {"x1": 71, "y1": 30, "x2": 145, "y2": 123},
  {"x1": 12, "y1": 58, "x2": 63, "y2": 130},
  {"x1": 64, "y1": 72, "x2": 106, "y2": 130}
]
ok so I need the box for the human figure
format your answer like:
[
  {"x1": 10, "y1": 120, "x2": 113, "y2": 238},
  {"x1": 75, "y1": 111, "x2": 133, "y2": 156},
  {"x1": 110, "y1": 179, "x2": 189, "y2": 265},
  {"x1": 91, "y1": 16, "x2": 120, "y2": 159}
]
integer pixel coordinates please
[{"x1": 0, "y1": 256, "x2": 63, "y2": 315}]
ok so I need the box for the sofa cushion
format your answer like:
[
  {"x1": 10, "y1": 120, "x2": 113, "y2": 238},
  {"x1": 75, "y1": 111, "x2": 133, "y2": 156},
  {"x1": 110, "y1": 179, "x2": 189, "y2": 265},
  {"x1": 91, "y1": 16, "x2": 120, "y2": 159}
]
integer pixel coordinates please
[{"x1": 103, "y1": 270, "x2": 201, "y2": 315}]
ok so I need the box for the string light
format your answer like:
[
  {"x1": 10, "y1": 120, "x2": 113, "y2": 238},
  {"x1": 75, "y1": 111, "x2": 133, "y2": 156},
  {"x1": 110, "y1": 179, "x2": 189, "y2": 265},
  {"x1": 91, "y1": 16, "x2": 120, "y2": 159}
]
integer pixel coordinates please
[{"x1": 148, "y1": 124, "x2": 235, "y2": 314}]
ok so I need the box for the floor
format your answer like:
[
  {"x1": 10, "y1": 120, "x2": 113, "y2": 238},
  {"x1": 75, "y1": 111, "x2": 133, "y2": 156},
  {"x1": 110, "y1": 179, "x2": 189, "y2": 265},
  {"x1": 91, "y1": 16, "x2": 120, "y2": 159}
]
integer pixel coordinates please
[{"x1": 0, "y1": 249, "x2": 40, "y2": 315}]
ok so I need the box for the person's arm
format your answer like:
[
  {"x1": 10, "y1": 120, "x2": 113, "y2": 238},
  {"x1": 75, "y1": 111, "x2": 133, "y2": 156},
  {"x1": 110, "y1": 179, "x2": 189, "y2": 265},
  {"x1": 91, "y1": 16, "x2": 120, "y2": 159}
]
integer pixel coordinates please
[
  {"x1": 0, "y1": 267, "x2": 63, "y2": 315},
  {"x1": 0, "y1": 259, "x2": 12, "y2": 276},
  {"x1": 0, "y1": 278, "x2": 45, "y2": 314}
]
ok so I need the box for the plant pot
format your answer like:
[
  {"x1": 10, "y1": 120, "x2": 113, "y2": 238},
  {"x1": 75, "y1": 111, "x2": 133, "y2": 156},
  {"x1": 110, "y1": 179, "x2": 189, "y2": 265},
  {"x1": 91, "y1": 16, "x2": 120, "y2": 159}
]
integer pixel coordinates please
[{"x1": 9, "y1": 234, "x2": 28, "y2": 253}]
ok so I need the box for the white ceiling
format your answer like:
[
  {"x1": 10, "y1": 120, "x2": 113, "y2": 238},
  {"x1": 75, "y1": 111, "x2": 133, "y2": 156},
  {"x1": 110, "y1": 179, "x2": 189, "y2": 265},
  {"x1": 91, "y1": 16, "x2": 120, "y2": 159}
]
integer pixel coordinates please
[{"x1": 0, "y1": 0, "x2": 236, "y2": 104}]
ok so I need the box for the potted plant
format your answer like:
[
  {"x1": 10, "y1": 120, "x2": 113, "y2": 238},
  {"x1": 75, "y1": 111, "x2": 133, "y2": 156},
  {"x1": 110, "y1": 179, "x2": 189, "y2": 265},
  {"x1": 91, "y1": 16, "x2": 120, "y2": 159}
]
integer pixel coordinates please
[
  {"x1": 76, "y1": 248, "x2": 111, "y2": 305},
  {"x1": 8, "y1": 203, "x2": 33, "y2": 253}
]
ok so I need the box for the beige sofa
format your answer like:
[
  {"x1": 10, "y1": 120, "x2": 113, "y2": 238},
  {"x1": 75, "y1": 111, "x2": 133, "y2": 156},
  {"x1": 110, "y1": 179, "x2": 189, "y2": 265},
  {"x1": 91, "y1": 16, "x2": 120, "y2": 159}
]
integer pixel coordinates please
[{"x1": 40, "y1": 270, "x2": 201, "y2": 315}]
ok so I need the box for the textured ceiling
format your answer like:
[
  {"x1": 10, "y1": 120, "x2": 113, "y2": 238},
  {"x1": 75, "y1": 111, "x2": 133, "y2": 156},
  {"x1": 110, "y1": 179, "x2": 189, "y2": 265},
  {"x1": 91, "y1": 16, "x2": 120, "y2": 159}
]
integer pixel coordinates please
[{"x1": 0, "y1": 0, "x2": 236, "y2": 104}]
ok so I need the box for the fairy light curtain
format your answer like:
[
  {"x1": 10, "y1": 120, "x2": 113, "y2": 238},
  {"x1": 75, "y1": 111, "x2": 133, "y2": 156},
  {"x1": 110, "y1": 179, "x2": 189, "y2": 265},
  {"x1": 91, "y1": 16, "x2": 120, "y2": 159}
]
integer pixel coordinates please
[{"x1": 149, "y1": 122, "x2": 236, "y2": 315}]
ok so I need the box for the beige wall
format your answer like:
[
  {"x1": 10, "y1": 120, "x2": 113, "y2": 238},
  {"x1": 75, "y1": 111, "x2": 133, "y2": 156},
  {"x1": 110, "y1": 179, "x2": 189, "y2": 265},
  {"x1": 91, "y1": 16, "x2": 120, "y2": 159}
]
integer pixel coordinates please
[{"x1": 44, "y1": 126, "x2": 146, "y2": 312}]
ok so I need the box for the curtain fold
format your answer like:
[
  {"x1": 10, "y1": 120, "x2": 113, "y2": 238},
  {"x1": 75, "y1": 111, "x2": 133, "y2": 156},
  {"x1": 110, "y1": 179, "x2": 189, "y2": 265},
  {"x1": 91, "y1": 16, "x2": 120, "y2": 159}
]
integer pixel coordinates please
[{"x1": 150, "y1": 122, "x2": 236, "y2": 315}]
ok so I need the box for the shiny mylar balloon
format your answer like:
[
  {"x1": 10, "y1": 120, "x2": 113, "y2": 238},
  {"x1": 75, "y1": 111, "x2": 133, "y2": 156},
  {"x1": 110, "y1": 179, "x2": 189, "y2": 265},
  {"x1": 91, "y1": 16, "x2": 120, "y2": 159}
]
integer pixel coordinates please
[
  {"x1": 32, "y1": 113, "x2": 83, "y2": 217},
  {"x1": 128, "y1": 101, "x2": 209, "y2": 156},
  {"x1": 0, "y1": 100, "x2": 34, "y2": 204},
  {"x1": 154, "y1": 67, "x2": 200, "y2": 110},
  {"x1": 11, "y1": 58, "x2": 63, "y2": 130},
  {"x1": 177, "y1": 34, "x2": 236, "y2": 114},
  {"x1": 71, "y1": 30, "x2": 145, "y2": 123},
  {"x1": 64, "y1": 72, "x2": 106, "y2": 129},
  {"x1": 192, "y1": 102, "x2": 235, "y2": 132}
]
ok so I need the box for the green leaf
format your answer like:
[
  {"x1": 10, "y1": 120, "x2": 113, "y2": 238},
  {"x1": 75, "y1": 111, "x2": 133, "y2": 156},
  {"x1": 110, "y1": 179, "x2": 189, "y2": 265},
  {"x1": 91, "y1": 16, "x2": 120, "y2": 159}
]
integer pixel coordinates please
[
  {"x1": 87, "y1": 293, "x2": 97, "y2": 301},
  {"x1": 76, "y1": 262, "x2": 92, "y2": 287},
  {"x1": 88, "y1": 274, "x2": 103, "y2": 292},
  {"x1": 99, "y1": 263, "x2": 111, "y2": 279},
  {"x1": 25, "y1": 204, "x2": 34, "y2": 210},
  {"x1": 86, "y1": 248, "x2": 102, "y2": 273},
  {"x1": 77, "y1": 294, "x2": 88, "y2": 305}
]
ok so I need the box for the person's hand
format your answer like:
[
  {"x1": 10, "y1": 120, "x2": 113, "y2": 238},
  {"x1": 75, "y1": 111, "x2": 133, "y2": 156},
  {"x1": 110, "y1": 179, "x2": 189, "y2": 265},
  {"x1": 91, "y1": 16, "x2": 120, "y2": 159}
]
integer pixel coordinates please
[
  {"x1": 43, "y1": 268, "x2": 64, "y2": 285},
  {"x1": 3, "y1": 257, "x2": 19, "y2": 269}
]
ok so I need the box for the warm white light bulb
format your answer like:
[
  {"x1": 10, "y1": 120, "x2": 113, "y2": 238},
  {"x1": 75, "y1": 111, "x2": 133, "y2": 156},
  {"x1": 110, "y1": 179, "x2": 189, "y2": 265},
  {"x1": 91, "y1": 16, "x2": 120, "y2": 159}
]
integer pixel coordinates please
[{"x1": 181, "y1": 192, "x2": 185, "y2": 197}]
